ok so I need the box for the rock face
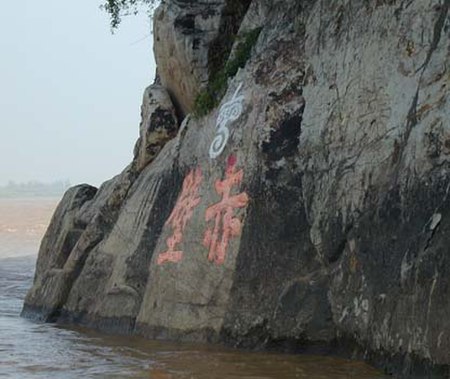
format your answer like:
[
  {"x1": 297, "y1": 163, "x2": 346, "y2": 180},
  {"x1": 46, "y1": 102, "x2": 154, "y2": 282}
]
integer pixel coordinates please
[
  {"x1": 133, "y1": 84, "x2": 179, "y2": 171},
  {"x1": 154, "y1": 0, "x2": 252, "y2": 116},
  {"x1": 23, "y1": 0, "x2": 450, "y2": 377}
]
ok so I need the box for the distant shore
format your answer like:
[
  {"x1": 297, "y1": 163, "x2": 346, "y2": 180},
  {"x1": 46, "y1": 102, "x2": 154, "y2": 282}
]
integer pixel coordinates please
[
  {"x1": 0, "y1": 197, "x2": 59, "y2": 259},
  {"x1": 0, "y1": 181, "x2": 70, "y2": 198}
]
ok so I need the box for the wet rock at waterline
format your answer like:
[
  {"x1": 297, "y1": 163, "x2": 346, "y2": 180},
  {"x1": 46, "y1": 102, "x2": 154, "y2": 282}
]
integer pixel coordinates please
[{"x1": 23, "y1": 0, "x2": 450, "y2": 377}]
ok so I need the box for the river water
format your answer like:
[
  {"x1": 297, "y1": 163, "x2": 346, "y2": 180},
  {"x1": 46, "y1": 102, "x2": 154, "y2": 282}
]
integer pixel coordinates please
[{"x1": 0, "y1": 198, "x2": 387, "y2": 378}]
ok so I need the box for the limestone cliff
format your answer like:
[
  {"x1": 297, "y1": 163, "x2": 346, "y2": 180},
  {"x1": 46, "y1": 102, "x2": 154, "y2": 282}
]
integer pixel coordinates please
[{"x1": 23, "y1": 0, "x2": 450, "y2": 377}]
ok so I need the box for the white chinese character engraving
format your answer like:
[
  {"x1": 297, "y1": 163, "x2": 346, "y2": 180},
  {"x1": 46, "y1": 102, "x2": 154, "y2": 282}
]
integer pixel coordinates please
[{"x1": 209, "y1": 83, "x2": 244, "y2": 159}]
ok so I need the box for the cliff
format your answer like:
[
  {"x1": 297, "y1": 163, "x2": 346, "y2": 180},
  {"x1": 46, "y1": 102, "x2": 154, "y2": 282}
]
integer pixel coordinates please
[{"x1": 22, "y1": 0, "x2": 450, "y2": 377}]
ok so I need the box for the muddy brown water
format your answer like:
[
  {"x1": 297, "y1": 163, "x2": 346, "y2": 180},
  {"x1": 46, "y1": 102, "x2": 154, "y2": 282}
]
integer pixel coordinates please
[{"x1": 0, "y1": 198, "x2": 387, "y2": 378}]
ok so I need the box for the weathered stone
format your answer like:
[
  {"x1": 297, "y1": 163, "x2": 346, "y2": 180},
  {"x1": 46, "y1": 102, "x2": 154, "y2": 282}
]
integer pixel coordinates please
[
  {"x1": 23, "y1": 0, "x2": 450, "y2": 377},
  {"x1": 58, "y1": 152, "x2": 182, "y2": 334},
  {"x1": 22, "y1": 184, "x2": 97, "y2": 320},
  {"x1": 153, "y1": 0, "x2": 225, "y2": 115},
  {"x1": 22, "y1": 165, "x2": 138, "y2": 321},
  {"x1": 154, "y1": 0, "x2": 252, "y2": 116},
  {"x1": 133, "y1": 84, "x2": 179, "y2": 172}
]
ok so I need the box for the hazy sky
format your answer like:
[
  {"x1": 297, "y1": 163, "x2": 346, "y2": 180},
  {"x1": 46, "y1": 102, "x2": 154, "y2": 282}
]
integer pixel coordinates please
[{"x1": 0, "y1": 0, "x2": 156, "y2": 187}]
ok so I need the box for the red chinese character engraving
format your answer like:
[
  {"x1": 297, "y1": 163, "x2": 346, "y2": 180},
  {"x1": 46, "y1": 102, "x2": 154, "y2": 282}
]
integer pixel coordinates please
[
  {"x1": 203, "y1": 155, "x2": 249, "y2": 265},
  {"x1": 157, "y1": 168, "x2": 203, "y2": 265}
]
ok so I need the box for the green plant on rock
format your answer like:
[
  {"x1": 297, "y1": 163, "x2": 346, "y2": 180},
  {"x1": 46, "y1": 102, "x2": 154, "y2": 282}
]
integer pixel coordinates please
[
  {"x1": 194, "y1": 27, "x2": 262, "y2": 118},
  {"x1": 101, "y1": 0, "x2": 158, "y2": 29}
]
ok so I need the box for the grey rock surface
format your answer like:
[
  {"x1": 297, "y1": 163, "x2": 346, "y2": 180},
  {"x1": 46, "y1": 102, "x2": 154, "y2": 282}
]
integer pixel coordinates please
[
  {"x1": 22, "y1": 184, "x2": 97, "y2": 320},
  {"x1": 133, "y1": 84, "x2": 179, "y2": 172},
  {"x1": 23, "y1": 0, "x2": 450, "y2": 377},
  {"x1": 153, "y1": 0, "x2": 226, "y2": 115},
  {"x1": 154, "y1": 0, "x2": 252, "y2": 116}
]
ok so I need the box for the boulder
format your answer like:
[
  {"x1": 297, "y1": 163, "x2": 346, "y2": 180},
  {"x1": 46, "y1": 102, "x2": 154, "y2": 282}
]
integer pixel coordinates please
[
  {"x1": 133, "y1": 84, "x2": 179, "y2": 172},
  {"x1": 22, "y1": 184, "x2": 97, "y2": 320}
]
